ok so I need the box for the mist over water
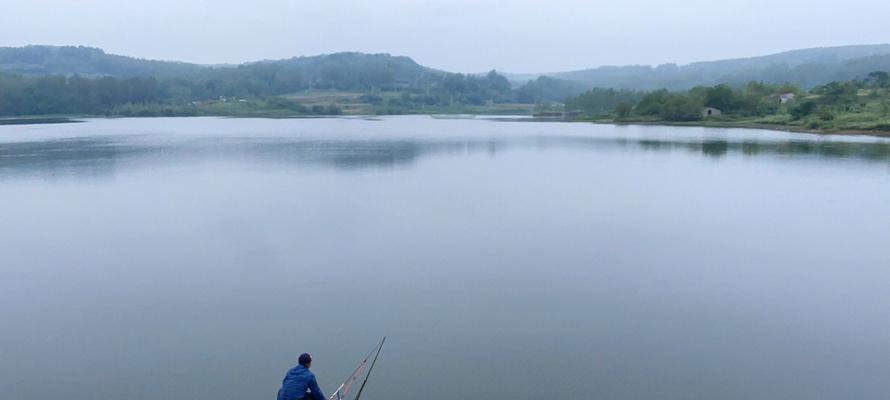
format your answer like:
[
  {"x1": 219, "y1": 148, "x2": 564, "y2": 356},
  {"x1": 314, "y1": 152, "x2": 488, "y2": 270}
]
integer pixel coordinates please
[{"x1": 1, "y1": 117, "x2": 889, "y2": 400}]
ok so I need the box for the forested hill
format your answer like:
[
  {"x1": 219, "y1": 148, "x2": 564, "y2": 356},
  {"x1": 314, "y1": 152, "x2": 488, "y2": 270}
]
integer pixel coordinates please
[
  {"x1": 0, "y1": 46, "x2": 515, "y2": 116},
  {"x1": 0, "y1": 46, "x2": 207, "y2": 78},
  {"x1": 546, "y1": 44, "x2": 890, "y2": 91},
  {"x1": 242, "y1": 52, "x2": 438, "y2": 91},
  {"x1": 0, "y1": 45, "x2": 439, "y2": 91},
  {"x1": 6, "y1": 44, "x2": 890, "y2": 96}
]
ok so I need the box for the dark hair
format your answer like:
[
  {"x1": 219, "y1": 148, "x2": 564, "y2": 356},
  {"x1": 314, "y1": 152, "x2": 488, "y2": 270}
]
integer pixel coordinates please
[{"x1": 299, "y1": 353, "x2": 312, "y2": 366}]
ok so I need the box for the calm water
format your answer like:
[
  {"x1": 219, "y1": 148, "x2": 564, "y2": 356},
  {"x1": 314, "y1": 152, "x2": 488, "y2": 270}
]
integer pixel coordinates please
[{"x1": 1, "y1": 116, "x2": 889, "y2": 400}]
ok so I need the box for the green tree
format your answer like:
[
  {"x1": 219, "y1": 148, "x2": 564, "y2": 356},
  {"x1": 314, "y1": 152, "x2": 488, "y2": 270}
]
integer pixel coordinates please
[
  {"x1": 630, "y1": 89, "x2": 669, "y2": 116},
  {"x1": 867, "y1": 71, "x2": 889, "y2": 88},
  {"x1": 564, "y1": 87, "x2": 643, "y2": 115},
  {"x1": 703, "y1": 84, "x2": 737, "y2": 112},
  {"x1": 614, "y1": 103, "x2": 632, "y2": 119},
  {"x1": 790, "y1": 100, "x2": 817, "y2": 120},
  {"x1": 813, "y1": 81, "x2": 859, "y2": 106},
  {"x1": 660, "y1": 94, "x2": 702, "y2": 121}
]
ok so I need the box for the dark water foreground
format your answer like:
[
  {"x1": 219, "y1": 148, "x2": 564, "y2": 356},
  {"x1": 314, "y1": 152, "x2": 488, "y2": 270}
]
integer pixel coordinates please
[{"x1": 1, "y1": 117, "x2": 888, "y2": 400}]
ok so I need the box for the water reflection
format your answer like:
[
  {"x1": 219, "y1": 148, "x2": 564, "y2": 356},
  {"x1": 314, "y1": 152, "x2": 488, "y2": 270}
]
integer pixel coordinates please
[
  {"x1": 1, "y1": 132, "x2": 890, "y2": 179},
  {"x1": 0, "y1": 137, "x2": 142, "y2": 179}
]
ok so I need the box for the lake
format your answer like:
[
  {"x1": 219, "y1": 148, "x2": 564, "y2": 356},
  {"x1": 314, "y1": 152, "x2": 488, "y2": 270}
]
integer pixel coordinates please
[{"x1": 1, "y1": 116, "x2": 888, "y2": 400}]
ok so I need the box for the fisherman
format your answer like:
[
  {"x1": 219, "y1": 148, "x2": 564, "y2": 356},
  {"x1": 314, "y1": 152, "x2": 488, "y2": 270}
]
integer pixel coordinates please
[{"x1": 278, "y1": 353, "x2": 326, "y2": 400}]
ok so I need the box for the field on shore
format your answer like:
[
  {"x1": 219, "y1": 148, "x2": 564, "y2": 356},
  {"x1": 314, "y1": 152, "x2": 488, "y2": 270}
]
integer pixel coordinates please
[{"x1": 284, "y1": 90, "x2": 534, "y2": 115}]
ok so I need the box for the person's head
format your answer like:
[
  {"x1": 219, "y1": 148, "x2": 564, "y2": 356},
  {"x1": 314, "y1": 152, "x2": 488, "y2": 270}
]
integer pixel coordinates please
[{"x1": 298, "y1": 353, "x2": 312, "y2": 368}]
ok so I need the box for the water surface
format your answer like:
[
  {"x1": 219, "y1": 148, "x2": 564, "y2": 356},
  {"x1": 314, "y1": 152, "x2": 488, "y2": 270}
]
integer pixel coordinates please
[{"x1": 1, "y1": 116, "x2": 888, "y2": 400}]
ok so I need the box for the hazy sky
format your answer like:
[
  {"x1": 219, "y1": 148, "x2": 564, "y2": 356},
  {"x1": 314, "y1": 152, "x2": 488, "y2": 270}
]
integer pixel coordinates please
[{"x1": 2, "y1": 0, "x2": 888, "y2": 72}]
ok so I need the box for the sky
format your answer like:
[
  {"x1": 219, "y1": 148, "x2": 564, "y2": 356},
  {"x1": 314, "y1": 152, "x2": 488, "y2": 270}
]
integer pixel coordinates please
[{"x1": 1, "y1": 0, "x2": 889, "y2": 73}]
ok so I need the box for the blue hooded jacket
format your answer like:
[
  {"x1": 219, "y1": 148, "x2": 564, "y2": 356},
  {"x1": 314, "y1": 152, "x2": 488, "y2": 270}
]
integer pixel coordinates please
[{"x1": 278, "y1": 364, "x2": 326, "y2": 400}]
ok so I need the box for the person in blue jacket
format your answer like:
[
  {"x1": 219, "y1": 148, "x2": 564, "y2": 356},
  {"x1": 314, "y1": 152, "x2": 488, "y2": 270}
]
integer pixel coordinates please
[{"x1": 278, "y1": 353, "x2": 326, "y2": 400}]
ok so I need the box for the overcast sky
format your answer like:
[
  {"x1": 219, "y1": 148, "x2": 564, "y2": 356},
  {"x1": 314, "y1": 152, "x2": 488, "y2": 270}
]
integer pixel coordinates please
[{"x1": 1, "y1": 0, "x2": 888, "y2": 72}]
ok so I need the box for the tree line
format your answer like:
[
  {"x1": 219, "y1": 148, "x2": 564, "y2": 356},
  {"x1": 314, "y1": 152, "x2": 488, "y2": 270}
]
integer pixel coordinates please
[
  {"x1": 0, "y1": 69, "x2": 518, "y2": 116},
  {"x1": 565, "y1": 71, "x2": 890, "y2": 128}
]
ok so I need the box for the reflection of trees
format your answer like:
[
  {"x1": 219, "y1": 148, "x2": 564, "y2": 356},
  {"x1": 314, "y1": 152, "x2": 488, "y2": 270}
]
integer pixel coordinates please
[
  {"x1": 575, "y1": 136, "x2": 890, "y2": 161},
  {"x1": 1, "y1": 134, "x2": 889, "y2": 179},
  {"x1": 700, "y1": 141, "x2": 729, "y2": 158},
  {"x1": 0, "y1": 137, "x2": 140, "y2": 179},
  {"x1": 691, "y1": 139, "x2": 890, "y2": 160},
  {"x1": 0, "y1": 137, "x2": 508, "y2": 179},
  {"x1": 528, "y1": 135, "x2": 890, "y2": 161}
]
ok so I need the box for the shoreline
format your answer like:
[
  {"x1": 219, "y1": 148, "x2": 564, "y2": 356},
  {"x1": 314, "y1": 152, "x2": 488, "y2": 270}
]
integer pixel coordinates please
[
  {"x1": 578, "y1": 118, "x2": 890, "y2": 139},
  {"x1": 0, "y1": 117, "x2": 83, "y2": 126},
  {"x1": 4, "y1": 114, "x2": 890, "y2": 139}
]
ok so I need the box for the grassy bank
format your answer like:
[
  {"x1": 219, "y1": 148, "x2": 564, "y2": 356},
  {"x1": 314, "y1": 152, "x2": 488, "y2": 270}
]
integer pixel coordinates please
[{"x1": 575, "y1": 113, "x2": 890, "y2": 137}]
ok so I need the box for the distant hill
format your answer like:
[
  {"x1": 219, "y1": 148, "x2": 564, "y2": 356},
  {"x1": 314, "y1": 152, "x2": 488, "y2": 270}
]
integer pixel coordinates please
[
  {"x1": 0, "y1": 45, "x2": 207, "y2": 78},
  {"x1": 243, "y1": 52, "x2": 438, "y2": 91},
  {"x1": 2, "y1": 44, "x2": 890, "y2": 104},
  {"x1": 546, "y1": 44, "x2": 890, "y2": 90},
  {"x1": 0, "y1": 46, "x2": 517, "y2": 116},
  {"x1": 0, "y1": 45, "x2": 439, "y2": 91}
]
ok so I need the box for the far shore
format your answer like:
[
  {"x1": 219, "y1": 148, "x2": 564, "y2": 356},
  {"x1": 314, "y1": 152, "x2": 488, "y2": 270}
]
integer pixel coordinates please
[
  {"x1": 4, "y1": 113, "x2": 890, "y2": 139},
  {"x1": 0, "y1": 117, "x2": 82, "y2": 126},
  {"x1": 572, "y1": 117, "x2": 890, "y2": 139}
]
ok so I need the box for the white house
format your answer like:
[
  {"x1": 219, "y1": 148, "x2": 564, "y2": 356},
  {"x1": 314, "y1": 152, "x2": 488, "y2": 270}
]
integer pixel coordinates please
[
  {"x1": 702, "y1": 107, "x2": 722, "y2": 118},
  {"x1": 778, "y1": 93, "x2": 797, "y2": 104}
]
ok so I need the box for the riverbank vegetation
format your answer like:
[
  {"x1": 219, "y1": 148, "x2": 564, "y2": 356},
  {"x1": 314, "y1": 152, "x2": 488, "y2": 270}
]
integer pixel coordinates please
[
  {"x1": 0, "y1": 69, "x2": 526, "y2": 117},
  {"x1": 566, "y1": 72, "x2": 890, "y2": 133}
]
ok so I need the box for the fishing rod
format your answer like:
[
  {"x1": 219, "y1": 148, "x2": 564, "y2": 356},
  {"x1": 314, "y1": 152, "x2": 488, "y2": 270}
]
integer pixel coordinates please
[
  {"x1": 328, "y1": 337, "x2": 386, "y2": 400},
  {"x1": 353, "y1": 337, "x2": 385, "y2": 400}
]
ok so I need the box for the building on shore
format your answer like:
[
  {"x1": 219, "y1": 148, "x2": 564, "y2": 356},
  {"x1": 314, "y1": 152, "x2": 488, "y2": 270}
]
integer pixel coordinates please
[
  {"x1": 777, "y1": 93, "x2": 797, "y2": 104},
  {"x1": 702, "y1": 107, "x2": 722, "y2": 118}
]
